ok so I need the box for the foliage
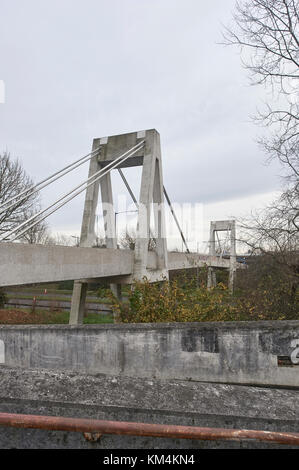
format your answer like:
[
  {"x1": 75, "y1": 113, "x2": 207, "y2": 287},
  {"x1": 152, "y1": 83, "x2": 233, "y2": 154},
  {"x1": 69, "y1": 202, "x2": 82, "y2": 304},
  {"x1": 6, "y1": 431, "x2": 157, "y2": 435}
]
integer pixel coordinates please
[
  {"x1": 57, "y1": 280, "x2": 74, "y2": 290},
  {"x1": 108, "y1": 275, "x2": 239, "y2": 323},
  {"x1": 235, "y1": 254, "x2": 299, "y2": 320},
  {"x1": 238, "y1": 190, "x2": 299, "y2": 294},
  {"x1": 105, "y1": 264, "x2": 298, "y2": 323},
  {"x1": 224, "y1": 1, "x2": 299, "y2": 297}
]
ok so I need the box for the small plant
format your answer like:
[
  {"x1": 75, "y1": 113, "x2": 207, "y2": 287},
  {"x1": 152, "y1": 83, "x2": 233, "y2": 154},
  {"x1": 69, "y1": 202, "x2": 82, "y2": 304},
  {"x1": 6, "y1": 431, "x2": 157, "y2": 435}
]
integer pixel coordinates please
[{"x1": 0, "y1": 289, "x2": 6, "y2": 308}]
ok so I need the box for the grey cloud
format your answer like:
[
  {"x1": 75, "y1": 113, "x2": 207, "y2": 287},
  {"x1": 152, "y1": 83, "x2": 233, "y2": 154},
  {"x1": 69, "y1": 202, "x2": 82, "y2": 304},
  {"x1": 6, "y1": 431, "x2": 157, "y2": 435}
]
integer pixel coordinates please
[{"x1": 0, "y1": 0, "x2": 282, "y2": 232}]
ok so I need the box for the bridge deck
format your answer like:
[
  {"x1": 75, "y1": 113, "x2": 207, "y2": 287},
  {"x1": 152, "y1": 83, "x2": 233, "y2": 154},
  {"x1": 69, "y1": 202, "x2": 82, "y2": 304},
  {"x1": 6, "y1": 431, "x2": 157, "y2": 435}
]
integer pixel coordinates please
[{"x1": 0, "y1": 243, "x2": 233, "y2": 287}]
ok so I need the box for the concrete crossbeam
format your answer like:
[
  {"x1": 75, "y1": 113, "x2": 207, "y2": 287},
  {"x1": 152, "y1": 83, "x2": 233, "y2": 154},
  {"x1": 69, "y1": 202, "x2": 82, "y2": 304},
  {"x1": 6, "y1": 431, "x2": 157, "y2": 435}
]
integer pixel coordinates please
[{"x1": 166, "y1": 252, "x2": 232, "y2": 270}]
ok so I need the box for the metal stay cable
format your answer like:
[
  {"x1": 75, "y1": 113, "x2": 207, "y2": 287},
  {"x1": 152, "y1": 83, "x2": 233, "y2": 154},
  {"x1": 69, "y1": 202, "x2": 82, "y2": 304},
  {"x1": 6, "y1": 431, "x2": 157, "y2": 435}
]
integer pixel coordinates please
[
  {"x1": 118, "y1": 168, "x2": 138, "y2": 206},
  {"x1": 118, "y1": 169, "x2": 189, "y2": 251},
  {"x1": 2, "y1": 141, "x2": 144, "y2": 241},
  {"x1": 117, "y1": 168, "x2": 156, "y2": 240},
  {"x1": 4, "y1": 142, "x2": 145, "y2": 242},
  {"x1": 0, "y1": 147, "x2": 102, "y2": 214},
  {"x1": 163, "y1": 186, "x2": 190, "y2": 254}
]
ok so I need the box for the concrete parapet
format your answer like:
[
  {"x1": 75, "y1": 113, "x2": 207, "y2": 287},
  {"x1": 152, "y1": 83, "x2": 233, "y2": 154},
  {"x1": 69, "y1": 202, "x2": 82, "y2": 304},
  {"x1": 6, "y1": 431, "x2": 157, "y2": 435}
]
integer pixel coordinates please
[{"x1": 0, "y1": 321, "x2": 298, "y2": 388}]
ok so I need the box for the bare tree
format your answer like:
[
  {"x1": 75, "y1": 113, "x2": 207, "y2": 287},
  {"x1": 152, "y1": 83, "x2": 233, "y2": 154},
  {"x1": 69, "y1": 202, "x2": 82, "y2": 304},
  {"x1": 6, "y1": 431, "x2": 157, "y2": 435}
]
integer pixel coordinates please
[
  {"x1": 238, "y1": 186, "x2": 299, "y2": 302},
  {"x1": 119, "y1": 230, "x2": 136, "y2": 250},
  {"x1": 44, "y1": 233, "x2": 78, "y2": 247},
  {"x1": 0, "y1": 151, "x2": 50, "y2": 304},
  {"x1": 44, "y1": 231, "x2": 107, "y2": 248},
  {"x1": 223, "y1": 0, "x2": 299, "y2": 183},
  {"x1": 19, "y1": 207, "x2": 49, "y2": 244},
  {"x1": 224, "y1": 1, "x2": 299, "y2": 277},
  {"x1": 119, "y1": 229, "x2": 156, "y2": 251},
  {"x1": 239, "y1": 192, "x2": 299, "y2": 262},
  {"x1": 0, "y1": 151, "x2": 46, "y2": 240},
  {"x1": 94, "y1": 232, "x2": 106, "y2": 248}
]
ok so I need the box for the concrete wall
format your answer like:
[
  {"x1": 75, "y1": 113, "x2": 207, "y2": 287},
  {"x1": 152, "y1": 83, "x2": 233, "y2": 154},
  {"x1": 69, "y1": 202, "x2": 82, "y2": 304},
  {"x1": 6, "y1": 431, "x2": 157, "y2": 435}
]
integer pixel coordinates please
[
  {"x1": 0, "y1": 366, "x2": 298, "y2": 449},
  {"x1": 0, "y1": 321, "x2": 298, "y2": 388}
]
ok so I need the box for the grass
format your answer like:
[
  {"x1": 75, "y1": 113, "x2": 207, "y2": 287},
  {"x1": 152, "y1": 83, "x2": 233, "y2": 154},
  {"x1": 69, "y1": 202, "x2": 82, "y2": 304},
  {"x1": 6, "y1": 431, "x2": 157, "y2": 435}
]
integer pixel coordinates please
[
  {"x1": 82, "y1": 313, "x2": 114, "y2": 324},
  {"x1": 0, "y1": 308, "x2": 114, "y2": 325}
]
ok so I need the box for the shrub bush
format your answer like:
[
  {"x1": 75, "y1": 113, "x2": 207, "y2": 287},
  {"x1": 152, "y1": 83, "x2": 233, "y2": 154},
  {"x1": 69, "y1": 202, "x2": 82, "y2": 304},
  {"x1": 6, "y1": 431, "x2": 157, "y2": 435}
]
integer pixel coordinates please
[
  {"x1": 106, "y1": 269, "x2": 298, "y2": 323},
  {"x1": 109, "y1": 277, "x2": 243, "y2": 323}
]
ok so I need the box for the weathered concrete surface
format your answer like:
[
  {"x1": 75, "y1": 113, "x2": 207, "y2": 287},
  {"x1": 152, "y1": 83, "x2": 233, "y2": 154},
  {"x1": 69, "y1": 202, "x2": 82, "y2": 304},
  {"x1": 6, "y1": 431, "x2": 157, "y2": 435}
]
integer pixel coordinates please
[
  {"x1": 167, "y1": 252, "x2": 232, "y2": 270},
  {"x1": 0, "y1": 244, "x2": 133, "y2": 287},
  {"x1": 0, "y1": 366, "x2": 298, "y2": 448},
  {"x1": 0, "y1": 321, "x2": 298, "y2": 387},
  {"x1": 0, "y1": 243, "x2": 233, "y2": 287}
]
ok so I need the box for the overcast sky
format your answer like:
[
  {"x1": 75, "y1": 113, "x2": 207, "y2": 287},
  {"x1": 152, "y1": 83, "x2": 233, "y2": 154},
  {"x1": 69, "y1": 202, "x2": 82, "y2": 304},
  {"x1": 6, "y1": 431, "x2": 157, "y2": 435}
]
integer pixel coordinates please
[{"x1": 0, "y1": 0, "x2": 283, "y2": 249}]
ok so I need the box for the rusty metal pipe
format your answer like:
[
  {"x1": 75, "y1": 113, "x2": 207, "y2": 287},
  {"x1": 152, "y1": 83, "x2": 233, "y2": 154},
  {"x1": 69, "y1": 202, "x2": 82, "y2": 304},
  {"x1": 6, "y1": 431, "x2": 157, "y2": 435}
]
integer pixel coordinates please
[{"x1": 0, "y1": 412, "x2": 298, "y2": 446}]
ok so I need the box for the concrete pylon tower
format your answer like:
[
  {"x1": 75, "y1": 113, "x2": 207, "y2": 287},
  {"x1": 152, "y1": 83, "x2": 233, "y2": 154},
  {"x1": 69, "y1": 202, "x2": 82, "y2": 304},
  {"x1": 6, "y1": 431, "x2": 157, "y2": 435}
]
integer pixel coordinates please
[
  {"x1": 207, "y1": 220, "x2": 236, "y2": 292},
  {"x1": 69, "y1": 129, "x2": 168, "y2": 324}
]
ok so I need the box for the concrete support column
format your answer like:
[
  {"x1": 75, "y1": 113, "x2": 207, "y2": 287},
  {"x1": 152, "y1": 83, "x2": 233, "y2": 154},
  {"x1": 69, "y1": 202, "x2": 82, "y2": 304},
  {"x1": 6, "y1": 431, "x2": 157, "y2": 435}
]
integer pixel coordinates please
[
  {"x1": 133, "y1": 132, "x2": 156, "y2": 279},
  {"x1": 70, "y1": 139, "x2": 101, "y2": 324},
  {"x1": 134, "y1": 130, "x2": 168, "y2": 280},
  {"x1": 69, "y1": 281, "x2": 88, "y2": 325},
  {"x1": 228, "y1": 221, "x2": 236, "y2": 293},
  {"x1": 207, "y1": 222, "x2": 217, "y2": 289},
  {"x1": 207, "y1": 268, "x2": 217, "y2": 289},
  {"x1": 80, "y1": 139, "x2": 102, "y2": 248},
  {"x1": 207, "y1": 267, "x2": 213, "y2": 289},
  {"x1": 108, "y1": 274, "x2": 122, "y2": 304},
  {"x1": 100, "y1": 168, "x2": 122, "y2": 302},
  {"x1": 153, "y1": 147, "x2": 168, "y2": 274}
]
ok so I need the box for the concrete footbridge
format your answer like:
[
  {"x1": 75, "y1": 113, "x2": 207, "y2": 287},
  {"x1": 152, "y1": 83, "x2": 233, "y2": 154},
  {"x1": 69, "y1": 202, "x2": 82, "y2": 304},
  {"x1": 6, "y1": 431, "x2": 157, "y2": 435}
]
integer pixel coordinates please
[
  {"x1": 0, "y1": 129, "x2": 241, "y2": 323},
  {"x1": 0, "y1": 243, "x2": 232, "y2": 288},
  {"x1": 2, "y1": 130, "x2": 297, "y2": 452}
]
